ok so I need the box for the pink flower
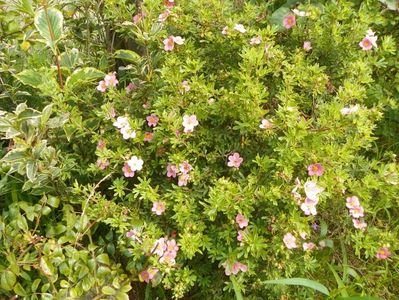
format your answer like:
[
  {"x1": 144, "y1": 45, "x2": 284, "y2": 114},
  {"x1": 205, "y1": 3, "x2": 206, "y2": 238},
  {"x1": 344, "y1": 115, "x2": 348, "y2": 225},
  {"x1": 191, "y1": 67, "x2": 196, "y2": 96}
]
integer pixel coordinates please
[
  {"x1": 146, "y1": 114, "x2": 159, "y2": 127},
  {"x1": 259, "y1": 119, "x2": 273, "y2": 129},
  {"x1": 359, "y1": 30, "x2": 377, "y2": 50},
  {"x1": 173, "y1": 36, "x2": 185, "y2": 45},
  {"x1": 250, "y1": 36, "x2": 261, "y2": 45},
  {"x1": 304, "y1": 181, "x2": 324, "y2": 200},
  {"x1": 299, "y1": 232, "x2": 307, "y2": 239},
  {"x1": 96, "y1": 80, "x2": 107, "y2": 92},
  {"x1": 227, "y1": 152, "x2": 243, "y2": 168},
  {"x1": 166, "y1": 239, "x2": 179, "y2": 253},
  {"x1": 158, "y1": 10, "x2": 170, "y2": 22},
  {"x1": 307, "y1": 163, "x2": 324, "y2": 176},
  {"x1": 182, "y1": 114, "x2": 199, "y2": 133},
  {"x1": 224, "y1": 261, "x2": 247, "y2": 276},
  {"x1": 346, "y1": 196, "x2": 360, "y2": 209},
  {"x1": 167, "y1": 164, "x2": 178, "y2": 178},
  {"x1": 349, "y1": 205, "x2": 364, "y2": 218},
  {"x1": 234, "y1": 24, "x2": 246, "y2": 33},
  {"x1": 181, "y1": 80, "x2": 190, "y2": 92},
  {"x1": 160, "y1": 250, "x2": 177, "y2": 265},
  {"x1": 152, "y1": 238, "x2": 167, "y2": 256},
  {"x1": 283, "y1": 233, "x2": 297, "y2": 249},
  {"x1": 303, "y1": 41, "x2": 312, "y2": 51},
  {"x1": 179, "y1": 161, "x2": 192, "y2": 174},
  {"x1": 163, "y1": 36, "x2": 175, "y2": 51},
  {"x1": 237, "y1": 230, "x2": 244, "y2": 242},
  {"x1": 222, "y1": 26, "x2": 228, "y2": 35},
  {"x1": 97, "y1": 140, "x2": 106, "y2": 150},
  {"x1": 104, "y1": 72, "x2": 118, "y2": 87},
  {"x1": 283, "y1": 14, "x2": 296, "y2": 29},
  {"x1": 300, "y1": 198, "x2": 318, "y2": 216},
  {"x1": 235, "y1": 213, "x2": 249, "y2": 228},
  {"x1": 126, "y1": 229, "x2": 141, "y2": 243},
  {"x1": 122, "y1": 163, "x2": 135, "y2": 177},
  {"x1": 126, "y1": 82, "x2": 136, "y2": 92},
  {"x1": 143, "y1": 101, "x2": 151, "y2": 109},
  {"x1": 164, "y1": 0, "x2": 175, "y2": 8},
  {"x1": 144, "y1": 132, "x2": 153, "y2": 142},
  {"x1": 96, "y1": 158, "x2": 109, "y2": 170},
  {"x1": 352, "y1": 218, "x2": 367, "y2": 230},
  {"x1": 376, "y1": 247, "x2": 391, "y2": 259},
  {"x1": 139, "y1": 268, "x2": 158, "y2": 283},
  {"x1": 303, "y1": 242, "x2": 316, "y2": 251},
  {"x1": 152, "y1": 201, "x2": 166, "y2": 215},
  {"x1": 178, "y1": 173, "x2": 190, "y2": 186},
  {"x1": 133, "y1": 13, "x2": 143, "y2": 24}
]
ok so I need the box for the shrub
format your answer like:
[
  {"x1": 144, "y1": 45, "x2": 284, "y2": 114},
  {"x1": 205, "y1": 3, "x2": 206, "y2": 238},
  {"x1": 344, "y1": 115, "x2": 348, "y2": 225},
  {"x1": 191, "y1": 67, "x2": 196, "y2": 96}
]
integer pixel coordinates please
[{"x1": 0, "y1": 0, "x2": 399, "y2": 299}]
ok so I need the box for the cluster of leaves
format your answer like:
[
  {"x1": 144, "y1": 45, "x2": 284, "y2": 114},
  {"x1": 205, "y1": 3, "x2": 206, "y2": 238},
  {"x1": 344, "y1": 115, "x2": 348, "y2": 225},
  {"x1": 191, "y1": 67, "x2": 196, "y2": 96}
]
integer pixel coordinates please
[{"x1": 0, "y1": 0, "x2": 399, "y2": 299}]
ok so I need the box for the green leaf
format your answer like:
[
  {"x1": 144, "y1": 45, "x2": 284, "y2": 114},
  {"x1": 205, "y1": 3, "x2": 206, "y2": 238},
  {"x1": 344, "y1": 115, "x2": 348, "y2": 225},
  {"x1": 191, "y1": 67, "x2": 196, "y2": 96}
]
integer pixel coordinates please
[
  {"x1": 97, "y1": 253, "x2": 110, "y2": 265},
  {"x1": 14, "y1": 283, "x2": 28, "y2": 296},
  {"x1": 102, "y1": 286, "x2": 116, "y2": 295},
  {"x1": 1, "y1": 270, "x2": 16, "y2": 291},
  {"x1": 15, "y1": 69, "x2": 43, "y2": 88},
  {"x1": 116, "y1": 292, "x2": 129, "y2": 300},
  {"x1": 26, "y1": 160, "x2": 38, "y2": 181},
  {"x1": 263, "y1": 278, "x2": 330, "y2": 296},
  {"x1": 40, "y1": 257, "x2": 54, "y2": 276},
  {"x1": 60, "y1": 48, "x2": 80, "y2": 69},
  {"x1": 18, "y1": 0, "x2": 35, "y2": 16},
  {"x1": 114, "y1": 49, "x2": 141, "y2": 63},
  {"x1": 47, "y1": 195, "x2": 60, "y2": 208},
  {"x1": 65, "y1": 67, "x2": 105, "y2": 90},
  {"x1": 34, "y1": 8, "x2": 64, "y2": 50},
  {"x1": 31, "y1": 278, "x2": 41, "y2": 292}
]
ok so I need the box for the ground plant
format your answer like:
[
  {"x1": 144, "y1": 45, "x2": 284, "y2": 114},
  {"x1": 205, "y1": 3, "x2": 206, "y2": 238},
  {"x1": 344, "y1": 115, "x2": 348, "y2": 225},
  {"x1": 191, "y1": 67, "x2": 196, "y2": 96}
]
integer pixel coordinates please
[{"x1": 0, "y1": 0, "x2": 399, "y2": 299}]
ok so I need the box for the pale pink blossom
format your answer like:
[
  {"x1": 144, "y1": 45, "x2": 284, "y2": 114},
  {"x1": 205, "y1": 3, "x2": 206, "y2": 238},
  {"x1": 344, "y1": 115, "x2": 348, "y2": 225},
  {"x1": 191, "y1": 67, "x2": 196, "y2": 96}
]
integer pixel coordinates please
[
  {"x1": 167, "y1": 164, "x2": 178, "y2": 178},
  {"x1": 139, "y1": 268, "x2": 158, "y2": 283},
  {"x1": 234, "y1": 24, "x2": 246, "y2": 33},
  {"x1": 237, "y1": 230, "x2": 244, "y2": 242},
  {"x1": 223, "y1": 261, "x2": 248, "y2": 276},
  {"x1": 359, "y1": 29, "x2": 377, "y2": 50},
  {"x1": 96, "y1": 158, "x2": 109, "y2": 170},
  {"x1": 146, "y1": 114, "x2": 159, "y2": 127},
  {"x1": 292, "y1": 9, "x2": 310, "y2": 17},
  {"x1": 172, "y1": 36, "x2": 185, "y2": 45},
  {"x1": 133, "y1": 13, "x2": 143, "y2": 24},
  {"x1": 227, "y1": 152, "x2": 243, "y2": 168},
  {"x1": 113, "y1": 116, "x2": 129, "y2": 129},
  {"x1": 96, "y1": 80, "x2": 107, "y2": 92},
  {"x1": 250, "y1": 36, "x2": 261, "y2": 45},
  {"x1": 303, "y1": 242, "x2": 316, "y2": 251},
  {"x1": 352, "y1": 218, "x2": 367, "y2": 230},
  {"x1": 152, "y1": 238, "x2": 167, "y2": 256},
  {"x1": 283, "y1": 15, "x2": 296, "y2": 29},
  {"x1": 179, "y1": 161, "x2": 192, "y2": 174},
  {"x1": 143, "y1": 101, "x2": 151, "y2": 109},
  {"x1": 304, "y1": 181, "x2": 324, "y2": 200},
  {"x1": 235, "y1": 213, "x2": 249, "y2": 228},
  {"x1": 163, "y1": 36, "x2": 175, "y2": 51},
  {"x1": 222, "y1": 26, "x2": 228, "y2": 35},
  {"x1": 182, "y1": 114, "x2": 199, "y2": 133},
  {"x1": 300, "y1": 198, "x2": 318, "y2": 216},
  {"x1": 104, "y1": 72, "x2": 118, "y2": 87},
  {"x1": 376, "y1": 247, "x2": 391, "y2": 259},
  {"x1": 152, "y1": 201, "x2": 166, "y2": 215},
  {"x1": 349, "y1": 205, "x2": 364, "y2": 218},
  {"x1": 346, "y1": 196, "x2": 360, "y2": 209},
  {"x1": 181, "y1": 80, "x2": 191, "y2": 92},
  {"x1": 120, "y1": 126, "x2": 136, "y2": 139},
  {"x1": 283, "y1": 233, "x2": 297, "y2": 249},
  {"x1": 97, "y1": 140, "x2": 106, "y2": 150},
  {"x1": 144, "y1": 132, "x2": 153, "y2": 142},
  {"x1": 122, "y1": 163, "x2": 135, "y2": 177},
  {"x1": 126, "y1": 228, "x2": 142, "y2": 243},
  {"x1": 340, "y1": 105, "x2": 359, "y2": 115},
  {"x1": 178, "y1": 173, "x2": 190, "y2": 186},
  {"x1": 307, "y1": 163, "x2": 324, "y2": 176},
  {"x1": 127, "y1": 156, "x2": 143, "y2": 171},
  {"x1": 158, "y1": 10, "x2": 170, "y2": 22},
  {"x1": 166, "y1": 239, "x2": 179, "y2": 253},
  {"x1": 303, "y1": 41, "x2": 312, "y2": 51},
  {"x1": 126, "y1": 82, "x2": 136, "y2": 92},
  {"x1": 259, "y1": 119, "x2": 273, "y2": 129},
  {"x1": 160, "y1": 250, "x2": 177, "y2": 265},
  {"x1": 299, "y1": 232, "x2": 307, "y2": 239}
]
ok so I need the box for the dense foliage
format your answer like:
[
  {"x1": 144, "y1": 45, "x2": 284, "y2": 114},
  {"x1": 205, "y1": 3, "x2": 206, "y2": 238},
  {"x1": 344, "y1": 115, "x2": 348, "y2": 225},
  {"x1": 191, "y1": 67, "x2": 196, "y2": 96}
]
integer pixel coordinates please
[{"x1": 1, "y1": 0, "x2": 399, "y2": 299}]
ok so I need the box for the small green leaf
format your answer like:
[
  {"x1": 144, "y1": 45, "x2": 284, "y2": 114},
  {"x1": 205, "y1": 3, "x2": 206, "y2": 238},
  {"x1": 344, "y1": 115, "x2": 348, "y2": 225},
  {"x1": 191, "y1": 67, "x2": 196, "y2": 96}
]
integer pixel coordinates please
[
  {"x1": 31, "y1": 278, "x2": 41, "y2": 292},
  {"x1": 47, "y1": 195, "x2": 60, "y2": 208},
  {"x1": 1, "y1": 270, "x2": 16, "y2": 291},
  {"x1": 116, "y1": 292, "x2": 129, "y2": 300},
  {"x1": 34, "y1": 8, "x2": 64, "y2": 50},
  {"x1": 40, "y1": 257, "x2": 54, "y2": 276},
  {"x1": 114, "y1": 49, "x2": 141, "y2": 63},
  {"x1": 26, "y1": 160, "x2": 38, "y2": 181},
  {"x1": 14, "y1": 282, "x2": 28, "y2": 296},
  {"x1": 15, "y1": 70, "x2": 43, "y2": 88},
  {"x1": 65, "y1": 67, "x2": 105, "y2": 90},
  {"x1": 102, "y1": 286, "x2": 116, "y2": 295},
  {"x1": 263, "y1": 278, "x2": 330, "y2": 296},
  {"x1": 97, "y1": 253, "x2": 110, "y2": 265}
]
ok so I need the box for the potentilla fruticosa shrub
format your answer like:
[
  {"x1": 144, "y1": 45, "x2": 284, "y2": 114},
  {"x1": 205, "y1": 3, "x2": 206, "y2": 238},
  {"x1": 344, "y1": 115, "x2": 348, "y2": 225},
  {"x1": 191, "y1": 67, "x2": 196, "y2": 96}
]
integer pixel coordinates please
[{"x1": 0, "y1": 0, "x2": 399, "y2": 299}]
